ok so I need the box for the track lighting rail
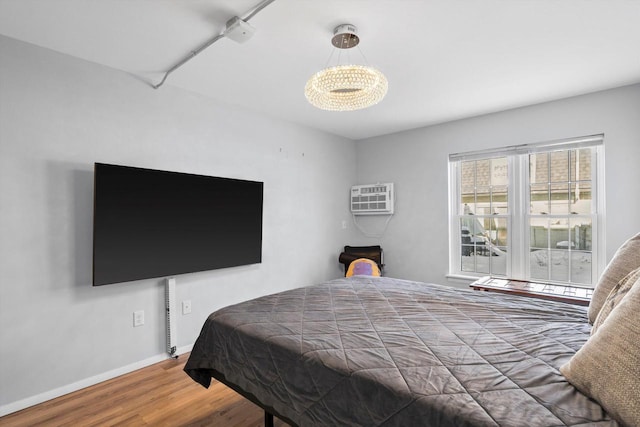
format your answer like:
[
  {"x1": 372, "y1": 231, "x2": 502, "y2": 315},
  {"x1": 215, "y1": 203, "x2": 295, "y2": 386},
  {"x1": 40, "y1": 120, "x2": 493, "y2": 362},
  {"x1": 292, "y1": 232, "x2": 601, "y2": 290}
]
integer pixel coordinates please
[{"x1": 152, "y1": 0, "x2": 276, "y2": 89}]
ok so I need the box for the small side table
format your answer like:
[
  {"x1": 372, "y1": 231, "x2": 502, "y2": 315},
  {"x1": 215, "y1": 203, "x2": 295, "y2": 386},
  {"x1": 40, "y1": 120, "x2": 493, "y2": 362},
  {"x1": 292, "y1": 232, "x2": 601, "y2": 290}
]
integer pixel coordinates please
[{"x1": 470, "y1": 276, "x2": 592, "y2": 306}]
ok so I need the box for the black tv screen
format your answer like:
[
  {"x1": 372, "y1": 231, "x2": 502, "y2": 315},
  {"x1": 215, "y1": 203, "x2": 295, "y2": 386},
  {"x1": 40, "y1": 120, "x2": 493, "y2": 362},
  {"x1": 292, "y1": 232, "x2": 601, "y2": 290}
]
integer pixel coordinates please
[{"x1": 92, "y1": 163, "x2": 263, "y2": 286}]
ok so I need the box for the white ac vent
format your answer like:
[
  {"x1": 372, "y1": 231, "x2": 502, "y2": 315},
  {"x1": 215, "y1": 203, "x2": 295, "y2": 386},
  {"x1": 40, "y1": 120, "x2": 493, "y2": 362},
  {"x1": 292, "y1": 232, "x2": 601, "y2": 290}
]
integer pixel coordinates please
[{"x1": 351, "y1": 183, "x2": 394, "y2": 215}]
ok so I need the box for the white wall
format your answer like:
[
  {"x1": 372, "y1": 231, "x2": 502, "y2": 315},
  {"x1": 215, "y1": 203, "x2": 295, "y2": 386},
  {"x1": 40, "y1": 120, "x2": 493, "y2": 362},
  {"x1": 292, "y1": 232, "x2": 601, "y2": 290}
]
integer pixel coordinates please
[
  {"x1": 354, "y1": 84, "x2": 640, "y2": 286},
  {"x1": 0, "y1": 36, "x2": 358, "y2": 413}
]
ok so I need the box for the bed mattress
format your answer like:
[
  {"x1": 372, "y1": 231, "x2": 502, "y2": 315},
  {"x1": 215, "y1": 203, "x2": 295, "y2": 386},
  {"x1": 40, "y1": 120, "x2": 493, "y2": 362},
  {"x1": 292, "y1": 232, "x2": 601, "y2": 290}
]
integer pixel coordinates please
[{"x1": 185, "y1": 276, "x2": 616, "y2": 426}]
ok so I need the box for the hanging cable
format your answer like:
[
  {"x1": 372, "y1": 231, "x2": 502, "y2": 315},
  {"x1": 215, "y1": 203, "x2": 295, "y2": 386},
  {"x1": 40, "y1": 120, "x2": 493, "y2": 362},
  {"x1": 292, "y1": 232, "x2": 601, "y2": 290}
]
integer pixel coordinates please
[
  {"x1": 152, "y1": 0, "x2": 277, "y2": 89},
  {"x1": 352, "y1": 212, "x2": 394, "y2": 239}
]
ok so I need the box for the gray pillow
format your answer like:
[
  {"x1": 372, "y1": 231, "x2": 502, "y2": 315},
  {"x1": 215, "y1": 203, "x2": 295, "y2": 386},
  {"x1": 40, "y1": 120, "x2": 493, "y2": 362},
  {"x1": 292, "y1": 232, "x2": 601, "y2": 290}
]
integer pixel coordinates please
[
  {"x1": 561, "y1": 274, "x2": 640, "y2": 426},
  {"x1": 592, "y1": 266, "x2": 640, "y2": 334},
  {"x1": 588, "y1": 232, "x2": 640, "y2": 324}
]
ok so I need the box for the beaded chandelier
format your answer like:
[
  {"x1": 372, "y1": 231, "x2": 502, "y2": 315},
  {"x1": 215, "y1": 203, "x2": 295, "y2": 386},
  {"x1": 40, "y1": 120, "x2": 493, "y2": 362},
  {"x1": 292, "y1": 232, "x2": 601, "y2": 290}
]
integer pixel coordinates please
[{"x1": 305, "y1": 24, "x2": 388, "y2": 111}]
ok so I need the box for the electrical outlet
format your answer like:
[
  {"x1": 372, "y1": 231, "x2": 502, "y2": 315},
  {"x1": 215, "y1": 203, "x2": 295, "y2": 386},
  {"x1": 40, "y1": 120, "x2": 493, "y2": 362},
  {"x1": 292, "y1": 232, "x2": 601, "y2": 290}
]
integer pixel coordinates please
[
  {"x1": 133, "y1": 310, "x2": 144, "y2": 327},
  {"x1": 182, "y1": 300, "x2": 192, "y2": 315}
]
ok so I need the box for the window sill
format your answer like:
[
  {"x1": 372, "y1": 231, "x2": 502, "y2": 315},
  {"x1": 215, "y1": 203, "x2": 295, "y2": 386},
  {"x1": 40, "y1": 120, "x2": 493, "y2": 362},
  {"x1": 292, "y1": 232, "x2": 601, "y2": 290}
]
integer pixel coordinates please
[
  {"x1": 446, "y1": 273, "x2": 481, "y2": 283},
  {"x1": 469, "y1": 276, "x2": 592, "y2": 306}
]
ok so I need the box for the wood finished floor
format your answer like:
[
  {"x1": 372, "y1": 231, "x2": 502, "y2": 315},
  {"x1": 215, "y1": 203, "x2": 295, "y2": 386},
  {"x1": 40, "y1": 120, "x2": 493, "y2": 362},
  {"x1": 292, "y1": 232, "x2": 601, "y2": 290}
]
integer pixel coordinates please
[{"x1": 0, "y1": 354, "x2": 289, "y2": 427}]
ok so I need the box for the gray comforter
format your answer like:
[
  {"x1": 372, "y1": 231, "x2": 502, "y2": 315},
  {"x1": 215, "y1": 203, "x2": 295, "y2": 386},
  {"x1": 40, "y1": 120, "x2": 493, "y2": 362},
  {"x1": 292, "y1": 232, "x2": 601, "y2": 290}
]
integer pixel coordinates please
[{"x1": 185, "y1": 276, "x2": 616, "y2": 426}]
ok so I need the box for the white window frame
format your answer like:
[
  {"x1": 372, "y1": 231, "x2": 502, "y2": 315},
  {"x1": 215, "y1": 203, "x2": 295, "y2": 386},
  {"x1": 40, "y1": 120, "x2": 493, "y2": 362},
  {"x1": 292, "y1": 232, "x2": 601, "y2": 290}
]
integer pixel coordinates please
[{"x1": 448, "y1": 134, "x2": 605, "y2": 287}]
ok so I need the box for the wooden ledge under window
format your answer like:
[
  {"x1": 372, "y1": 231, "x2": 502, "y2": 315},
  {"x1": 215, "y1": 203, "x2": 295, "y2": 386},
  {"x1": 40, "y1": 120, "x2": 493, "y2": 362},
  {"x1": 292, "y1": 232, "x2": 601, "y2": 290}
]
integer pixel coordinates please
[{"x1": 470, "y1": 276, "x2": 593, "y2": 306}]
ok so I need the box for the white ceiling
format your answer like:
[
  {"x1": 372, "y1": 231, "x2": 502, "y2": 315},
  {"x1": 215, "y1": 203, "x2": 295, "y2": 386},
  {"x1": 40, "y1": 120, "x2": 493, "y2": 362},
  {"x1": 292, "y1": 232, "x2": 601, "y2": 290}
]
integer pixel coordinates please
[{"x1": 1, "y1": 0, "x2": 639, "y2": 140}]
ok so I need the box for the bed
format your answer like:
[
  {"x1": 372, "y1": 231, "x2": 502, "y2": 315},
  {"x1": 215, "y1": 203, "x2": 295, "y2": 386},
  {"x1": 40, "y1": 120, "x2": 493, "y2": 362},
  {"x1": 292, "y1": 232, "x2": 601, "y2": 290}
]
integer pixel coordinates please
[{"x1": 183, "y1": 275, "x2": 629, "y2": 426}]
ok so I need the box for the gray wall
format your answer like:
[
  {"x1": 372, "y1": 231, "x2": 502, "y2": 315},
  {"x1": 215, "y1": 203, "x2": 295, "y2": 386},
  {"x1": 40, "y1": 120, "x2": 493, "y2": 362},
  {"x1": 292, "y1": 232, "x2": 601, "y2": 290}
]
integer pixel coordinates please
[
  {"x1": 354, "y1": 84, "x2": 640, "y2": 286},
  {"x1": 0, "y1": 36, "x2": 358, "y2": 413},
  {"x1": 2, "y1": 32, "x2": 639, "y2": 415}
]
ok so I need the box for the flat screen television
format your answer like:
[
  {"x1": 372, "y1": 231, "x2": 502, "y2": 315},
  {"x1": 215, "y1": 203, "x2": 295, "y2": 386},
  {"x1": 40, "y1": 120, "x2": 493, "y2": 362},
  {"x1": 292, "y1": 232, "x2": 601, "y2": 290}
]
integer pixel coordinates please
[{"x1": 92, "y1": 163, "x2": 263, "y2": 286}]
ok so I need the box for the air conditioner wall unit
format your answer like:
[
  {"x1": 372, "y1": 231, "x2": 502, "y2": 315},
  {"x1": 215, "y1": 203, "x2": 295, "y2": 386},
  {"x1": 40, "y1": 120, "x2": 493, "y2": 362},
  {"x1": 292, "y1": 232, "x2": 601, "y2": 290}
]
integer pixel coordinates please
[{"x1": 350, "y1": 183, "x2": 394, "y2": 215}]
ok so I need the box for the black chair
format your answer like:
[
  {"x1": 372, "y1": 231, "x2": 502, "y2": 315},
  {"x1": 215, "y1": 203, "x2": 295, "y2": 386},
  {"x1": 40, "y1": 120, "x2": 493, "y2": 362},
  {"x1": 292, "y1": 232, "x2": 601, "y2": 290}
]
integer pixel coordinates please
[{"x1": 338, "y1": 245, "x2": 384, "y2": 276}]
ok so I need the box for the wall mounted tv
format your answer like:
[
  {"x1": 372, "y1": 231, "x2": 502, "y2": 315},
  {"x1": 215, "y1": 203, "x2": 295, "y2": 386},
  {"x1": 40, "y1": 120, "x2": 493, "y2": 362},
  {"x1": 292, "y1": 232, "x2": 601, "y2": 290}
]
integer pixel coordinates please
[{"x1": 92, "y1": 163, "x2": 263, "y2": 286}]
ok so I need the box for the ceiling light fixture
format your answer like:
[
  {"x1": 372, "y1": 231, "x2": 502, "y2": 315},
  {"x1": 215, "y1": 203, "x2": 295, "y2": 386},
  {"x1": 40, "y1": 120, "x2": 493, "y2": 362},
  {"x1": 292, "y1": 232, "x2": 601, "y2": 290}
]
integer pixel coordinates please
[{"x1": 305, "y1": 24, "x2": 388, "y2": 111}]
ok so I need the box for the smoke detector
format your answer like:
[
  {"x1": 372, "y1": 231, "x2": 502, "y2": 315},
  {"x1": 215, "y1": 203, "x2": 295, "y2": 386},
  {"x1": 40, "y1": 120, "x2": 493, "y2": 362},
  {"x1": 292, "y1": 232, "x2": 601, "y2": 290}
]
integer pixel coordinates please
[{"x1": 225, "y1": 16, "x2": 256, "y2": 43}]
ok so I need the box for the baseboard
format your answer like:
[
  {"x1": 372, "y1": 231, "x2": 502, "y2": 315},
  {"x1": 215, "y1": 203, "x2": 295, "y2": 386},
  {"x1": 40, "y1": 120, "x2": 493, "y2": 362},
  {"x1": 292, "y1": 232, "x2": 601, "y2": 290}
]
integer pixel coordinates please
[{"x1": 0, "y1": 343, "x2": 193, "y2": 417}]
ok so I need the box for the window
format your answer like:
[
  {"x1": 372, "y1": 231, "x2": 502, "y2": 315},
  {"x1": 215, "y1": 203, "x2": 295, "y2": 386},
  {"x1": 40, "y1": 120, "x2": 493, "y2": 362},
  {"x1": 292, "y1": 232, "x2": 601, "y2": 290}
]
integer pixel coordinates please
[
  {"x1": 448, "y1": 135, "x2": 604, "y2": 287},
  {"x1": 458, "y1": 157, "x2": 509, "y2": 277}
]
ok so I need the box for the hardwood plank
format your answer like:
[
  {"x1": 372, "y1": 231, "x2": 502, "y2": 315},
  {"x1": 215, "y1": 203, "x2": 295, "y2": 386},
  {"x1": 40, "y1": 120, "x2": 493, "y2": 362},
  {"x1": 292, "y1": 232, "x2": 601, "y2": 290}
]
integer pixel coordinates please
[{"x1": 0, "y1": 354, "x2": 289, "y2": 427}]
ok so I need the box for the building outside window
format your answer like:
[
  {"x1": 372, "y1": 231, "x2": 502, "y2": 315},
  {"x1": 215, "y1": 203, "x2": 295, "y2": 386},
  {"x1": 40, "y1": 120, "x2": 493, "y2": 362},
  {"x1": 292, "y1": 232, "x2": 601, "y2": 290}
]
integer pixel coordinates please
[{"x1": 448, "y1": 135, "x2": 604, "y2": 287}]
